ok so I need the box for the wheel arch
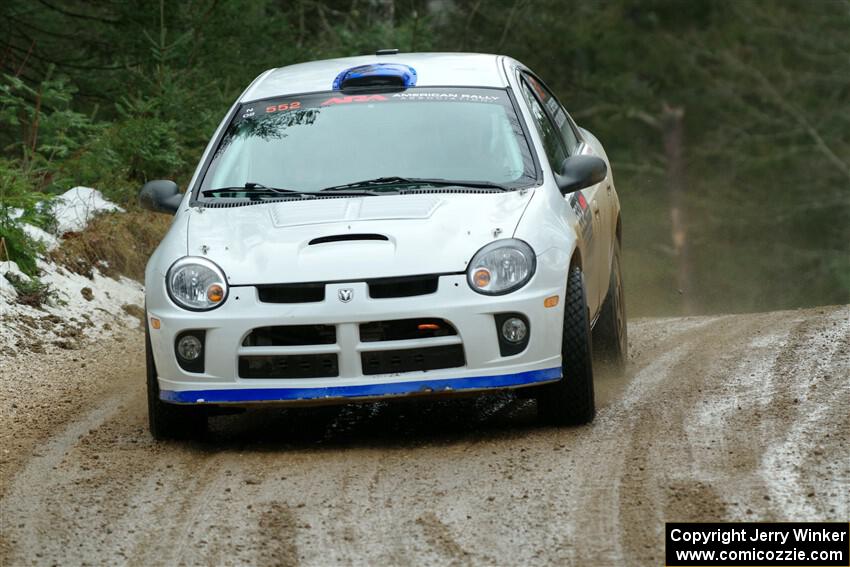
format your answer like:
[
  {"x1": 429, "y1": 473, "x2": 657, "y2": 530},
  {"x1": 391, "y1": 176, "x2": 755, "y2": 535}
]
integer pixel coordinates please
[{"x1": 570, "y1": 247, "x2": 583, "y2": 271}]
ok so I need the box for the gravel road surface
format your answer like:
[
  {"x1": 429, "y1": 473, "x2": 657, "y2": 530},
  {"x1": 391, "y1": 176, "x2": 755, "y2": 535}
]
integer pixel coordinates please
[{"x1": 1, "y1": 305, "x2": 848, "y2": 566}]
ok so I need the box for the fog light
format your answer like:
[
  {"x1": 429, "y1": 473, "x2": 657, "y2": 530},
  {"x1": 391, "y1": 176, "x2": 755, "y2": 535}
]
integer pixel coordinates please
[
  {"x1": 501, "y1": 317, "x2": 528, "y2": 343},
  {"x1": 177, "y1": 334, "x2": 203, "y2": 360}
]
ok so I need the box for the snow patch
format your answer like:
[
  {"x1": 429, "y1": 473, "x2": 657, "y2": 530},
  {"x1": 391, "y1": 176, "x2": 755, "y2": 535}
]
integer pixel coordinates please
[
  {"x1": 21, "y1": 223, "x2": 60, "y2": 250},
  {"x1": 0, "y1": 260, "x2": 30, "y2": 283},
  {"x1": 0, "y1": 259, "x2": 144, "y2": 352},
  {"x1": 1, "y1": 188, "x2": 143, "y2": 353},
  {"x1": 52, "y1": 186, "x2": 123, "y2": 235}
]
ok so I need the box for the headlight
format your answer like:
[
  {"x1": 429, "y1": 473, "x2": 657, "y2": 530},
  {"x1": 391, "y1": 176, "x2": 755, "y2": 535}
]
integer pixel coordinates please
[
  {"x1": 166, "y1": 257, "x2": 228, "y2": 311},
  {"x1": 467, "y1": 239, "x2": 536, "y2": 295}
]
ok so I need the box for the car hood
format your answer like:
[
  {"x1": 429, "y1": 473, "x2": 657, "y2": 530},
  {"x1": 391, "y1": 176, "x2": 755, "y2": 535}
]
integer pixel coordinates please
[{"x1": 187, "y1": 191, "x2": 534, "y2": 285}]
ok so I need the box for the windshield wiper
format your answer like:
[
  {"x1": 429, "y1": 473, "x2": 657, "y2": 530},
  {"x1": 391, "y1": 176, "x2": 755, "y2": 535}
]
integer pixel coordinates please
[
  {"x1": 204, "y1": 177, "x2": 512, "y2": 199},
  {"x1": 408, "y1": 178, "x2": 510, "y2": 191},
  {"x1": 202, "y1": 183, "x2": 383, "y2": 199},
  {"x1": 320, "y1": 177, "x2": 409, "y2": 193},
  {"x1": 201, "y1": 182, "x2": 312, "y2": 197},
  {"x1": 320, "y1": 176, "x2": 509, "y2": 193}
]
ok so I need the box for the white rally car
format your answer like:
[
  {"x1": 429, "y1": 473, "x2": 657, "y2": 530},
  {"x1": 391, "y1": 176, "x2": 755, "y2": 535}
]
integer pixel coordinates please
[{"x1": 140, "y1": 52, "x2": 627, "y2": 439}]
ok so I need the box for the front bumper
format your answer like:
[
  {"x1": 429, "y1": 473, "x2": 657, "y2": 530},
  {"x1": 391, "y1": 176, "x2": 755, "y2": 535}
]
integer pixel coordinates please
[
  {"x1": 147, "y1": 264, "x2": 567, "y2": 406},
  {"x1": 160, "y1": 367, "x2": 562, "y2": 404}
]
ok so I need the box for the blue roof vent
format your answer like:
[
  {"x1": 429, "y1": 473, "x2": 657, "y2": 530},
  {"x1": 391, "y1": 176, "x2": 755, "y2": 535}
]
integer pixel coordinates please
[{"x1": 333, "y1": 63, "x2": 417, "y2": 91}]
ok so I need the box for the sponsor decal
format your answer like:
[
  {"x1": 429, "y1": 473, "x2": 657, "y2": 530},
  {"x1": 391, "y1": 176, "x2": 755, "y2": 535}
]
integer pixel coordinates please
[
  {"x1": 527, "y1": 76, "x2": 547, "y2": 100},
  {"x1": 320, "y1": 94, "x2": 388, "y2": 106},
  {"x1": 391, "y1": 92, "x2": 500, "y2": 103},
  {"x1": 569, "y1": 191, "x2": 593, "y2": 244},
  {"x1": 242, "y1": 89, "x2": 505, "y2": 121},
  {"x1": 554, "y1": 108, "x2": 567, "y2": 129}
]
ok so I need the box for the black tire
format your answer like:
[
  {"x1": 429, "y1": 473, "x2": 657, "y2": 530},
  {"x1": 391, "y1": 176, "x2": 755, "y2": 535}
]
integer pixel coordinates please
[
  {"x1": 146, "y1": 320, "x2": 207, "y2": 440},
  {"x1": 593, "y1": 242, "x2": 628, "y2": 375},
  {"x1": 536, "y1": 266, "x2": 595, "y2": 425}
]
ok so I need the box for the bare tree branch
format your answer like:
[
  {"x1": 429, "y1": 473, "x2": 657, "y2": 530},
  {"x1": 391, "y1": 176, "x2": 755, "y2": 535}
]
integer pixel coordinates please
[
  {"x1": 498, "y1": 0, "x2": 525, "y2": 50},
  {"x1": 720, "y1": 51, "x2": 850, "y2": 183}
]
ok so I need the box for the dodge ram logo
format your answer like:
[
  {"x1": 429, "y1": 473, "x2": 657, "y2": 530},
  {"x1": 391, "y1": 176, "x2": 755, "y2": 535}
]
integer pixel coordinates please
[{"x1": 338, "y1": 288, "x2": 353, "y2": 303}]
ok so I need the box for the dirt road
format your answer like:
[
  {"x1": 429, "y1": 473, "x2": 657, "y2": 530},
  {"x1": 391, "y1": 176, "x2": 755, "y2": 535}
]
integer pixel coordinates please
[{"x1": 1, "y1": 305, "x2": 848, "y2": 566}]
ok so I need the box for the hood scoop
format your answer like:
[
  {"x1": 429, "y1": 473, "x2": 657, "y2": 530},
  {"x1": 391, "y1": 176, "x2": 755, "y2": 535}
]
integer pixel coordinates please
[{"x1": 309, "y1": 233, "x2": 388, "y2": 245}]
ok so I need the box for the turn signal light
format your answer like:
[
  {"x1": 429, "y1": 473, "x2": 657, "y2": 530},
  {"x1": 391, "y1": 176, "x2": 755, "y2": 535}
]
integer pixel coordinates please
[
  {"x1": 207, "y1": 284, "x2": 225, "y2": 303},
  {"x1": 544, "y1": 295, "x2": 559, "y2": 308},
  {"x1": 150, "y1": 317, "x2": 161, "y2": 329},
  {"x1": 418, "y1": 323, "x2": 440, "y2": 331},
  {"x1": 473, "y1": 268, "x2": 491, "y2": 288}
]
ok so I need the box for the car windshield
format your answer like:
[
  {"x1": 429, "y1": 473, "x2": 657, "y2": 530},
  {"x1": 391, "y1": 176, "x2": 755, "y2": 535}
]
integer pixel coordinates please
[{"x1": 198, "y1": 87, "x2": 536, "y2": 197}]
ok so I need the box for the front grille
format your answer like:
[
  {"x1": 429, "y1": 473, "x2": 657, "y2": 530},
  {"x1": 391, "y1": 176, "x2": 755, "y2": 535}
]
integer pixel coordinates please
[
  {"x1": 361, "y1": 344, "x2": 465, "y2": 375},
  {"x1": 255, "y1": 273, "x2": 446, "y2": 303},
  {"x1": 359, "y1": 318, "x2": 457, "y2": 342},
  {"x1": 368, "y1": 275, "x2": 439, "y2": 298},
  {"x1": 239, "y1": 354, "x2": 339, "y2": 379},
  {"x1": 257, "y1": 283, "x2": 325, "y2": 303},
  {"x1": 243, "y1": 325, "x2": 336, "y2": 346}
]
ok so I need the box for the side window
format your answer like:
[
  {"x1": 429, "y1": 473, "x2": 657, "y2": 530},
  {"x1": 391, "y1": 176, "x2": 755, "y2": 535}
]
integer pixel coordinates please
[
  {"x1": 520, "y1": 79, "x2": 567, "y2": 172},
  {"x1": 524, "y1": 75, "x2": 579, "y2": 154}
]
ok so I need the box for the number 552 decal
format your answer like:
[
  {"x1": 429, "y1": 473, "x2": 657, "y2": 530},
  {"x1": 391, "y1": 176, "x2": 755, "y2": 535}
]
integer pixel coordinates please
[{"x1": 265, "y1": 101, "x2": 301, "y2": 113}]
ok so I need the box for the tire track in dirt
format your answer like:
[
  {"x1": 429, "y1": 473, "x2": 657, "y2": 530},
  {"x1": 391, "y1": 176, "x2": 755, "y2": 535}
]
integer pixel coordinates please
[
  {"x1": 1, "y1": 306, "x2": 847, "y2": 566},
  {"x1": 562, "y1": 315, "x2": 734, "y2": 565},
  {"x1": 0, "y1": 328, "x2": 142, "y2": 500},
  {"x1": 0, "y1": 392, "x2": 128, "y2": 563},
  {"x1": 802, "y1": 317, "x2": 850, "y2": 519},
  {"x1": 760, "y1": 307, "x2": 850, "y2": 519},
  {"x1": 616, "y1": 314, "x2": 774, "y2": 565}
]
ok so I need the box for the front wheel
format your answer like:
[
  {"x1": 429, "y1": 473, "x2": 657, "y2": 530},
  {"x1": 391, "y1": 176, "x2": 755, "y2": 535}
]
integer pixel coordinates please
[
  {"x1": 146, "y1": 320, "x2": 207, "y2": 440},
  {"x1": 536, "y1": 266, "x2": 595, "y2": 425}
]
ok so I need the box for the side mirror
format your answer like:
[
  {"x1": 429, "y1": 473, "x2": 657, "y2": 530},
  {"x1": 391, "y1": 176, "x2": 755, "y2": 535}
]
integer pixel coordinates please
[
  {"x1": 555, "y1": 155, "x2": 608, "y2": 194},
  {"x1": 139, "y1": 180, "x2": 183, "y2": 214}
]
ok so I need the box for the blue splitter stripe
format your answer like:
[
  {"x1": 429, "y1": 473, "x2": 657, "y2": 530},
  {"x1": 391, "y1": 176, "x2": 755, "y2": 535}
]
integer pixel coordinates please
[{"x1": 161, "y1": 367, "x2": 561, "y2": 404}]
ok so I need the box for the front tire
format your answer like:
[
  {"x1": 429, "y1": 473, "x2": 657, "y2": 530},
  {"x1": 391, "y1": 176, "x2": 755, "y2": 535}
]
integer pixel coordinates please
[
  {"x1": 593, "y1": 242, "x2": 628, "y2": 375},
  {"x1": 536, "y1": 266, "x2": 595, "y2": 425},
  {"x1": 146, "y1": 320, "x2": 207, "y2": 440}
]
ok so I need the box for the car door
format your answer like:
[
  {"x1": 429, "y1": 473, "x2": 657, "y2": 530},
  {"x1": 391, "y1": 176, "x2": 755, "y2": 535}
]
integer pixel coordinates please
[{"x1": 518, "y1": 73, "x2": 606, "y2": 315}]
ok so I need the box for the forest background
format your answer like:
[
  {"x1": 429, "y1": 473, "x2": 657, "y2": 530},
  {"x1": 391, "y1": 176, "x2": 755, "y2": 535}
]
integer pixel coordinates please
[{"x1": 1, "y1": 0, "x2": 848, "y2": 316}]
